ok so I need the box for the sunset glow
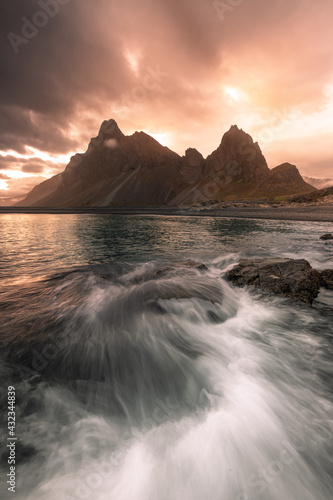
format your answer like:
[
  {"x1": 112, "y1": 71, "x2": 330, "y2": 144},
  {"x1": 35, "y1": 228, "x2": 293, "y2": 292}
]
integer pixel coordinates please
[
  {"x1": 141, "y1": 131, "x2": 171, "y2": 147},
  {"x1": 1, "y1": 0, "x2": 332, "y2": 204},
  {"x1": 0, "y1": 180, "x2": 9, "y2": 190},
  {"x1": 24, "y1": 147, "x2": 73, "y2": 165},
  {"x1": 225, "y1": 87, "x2": 242, "y2": 102},
  {"x1": 125, "y1": 50, "x2": 141, "y2": 76},
  {"x1": 1, "y1": 3, "x2": 333, "y2": 498}
]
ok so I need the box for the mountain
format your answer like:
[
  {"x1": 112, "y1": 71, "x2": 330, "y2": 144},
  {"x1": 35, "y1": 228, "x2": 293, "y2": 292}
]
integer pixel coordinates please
[
  {"x1": 259, "y1": 163, "x2": 315, "y2": 196},
  {"x1": 17, "y1": 174, "x2": 63, "y2": 207},
  {"x1": 206, "y1": 125, "x2": 270, "y2": 183},
  {"x1": 303, "y1": 176, "x2": 333, "y2": 190},
  {"x1": 16, "y1": 120, "x2": 316, "y2": 207}
]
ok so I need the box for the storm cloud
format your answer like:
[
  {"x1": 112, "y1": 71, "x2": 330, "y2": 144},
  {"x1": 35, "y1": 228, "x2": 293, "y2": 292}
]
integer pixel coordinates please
[{"x1": 1, "y1": 0, "x2": 332, "y2": 201}]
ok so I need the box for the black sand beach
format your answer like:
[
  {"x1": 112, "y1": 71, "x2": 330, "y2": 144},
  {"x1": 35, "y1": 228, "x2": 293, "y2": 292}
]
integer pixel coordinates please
[{"x1": 1, "y1": 204, "x2": 333, "y2": 222}]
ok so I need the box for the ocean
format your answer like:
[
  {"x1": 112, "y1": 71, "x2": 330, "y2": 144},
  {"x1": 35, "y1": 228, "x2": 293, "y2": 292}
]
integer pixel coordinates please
[{"x1": 0, "y1": 214, "x2": 332, "y2": 500}]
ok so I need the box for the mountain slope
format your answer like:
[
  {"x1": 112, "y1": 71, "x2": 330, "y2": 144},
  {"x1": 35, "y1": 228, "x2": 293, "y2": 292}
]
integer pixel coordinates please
[
  {"x1": 303, "y1": 176, "x2": 333, "y2": 190},
  {"x1": 16, "y1": 120, "x2": 315, "y2": 207},
  {"x1": 259, "y1": 163, "x2": 314, "y2": 196}
]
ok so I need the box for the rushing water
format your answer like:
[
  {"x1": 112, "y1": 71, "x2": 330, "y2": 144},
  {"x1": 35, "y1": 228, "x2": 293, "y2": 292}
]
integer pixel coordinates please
[{"x1": 0, "y1": 214, "x2": 332, "y2": 500}]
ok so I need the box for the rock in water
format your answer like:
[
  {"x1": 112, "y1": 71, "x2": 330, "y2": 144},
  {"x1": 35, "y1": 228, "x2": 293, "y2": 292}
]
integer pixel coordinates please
[
  {"x1": 320, "y1": 233, "x2": 333, "y2": 241},
  {"x1": 319, "y1": 269, "x2": 333, "y2": 290},
  {"x1": 226, "y1": 258, "x2": 321, "y2": 305}
]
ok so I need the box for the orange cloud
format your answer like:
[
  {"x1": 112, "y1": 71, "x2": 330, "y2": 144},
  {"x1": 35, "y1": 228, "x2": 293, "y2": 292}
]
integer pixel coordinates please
[{"x1": 0, "y1": 0, "x2": 332, "y2": 201}]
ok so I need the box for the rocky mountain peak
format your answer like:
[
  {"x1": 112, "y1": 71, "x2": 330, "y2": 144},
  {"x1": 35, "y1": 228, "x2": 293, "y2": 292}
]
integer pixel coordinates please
[
  {"x1": 259, "y1": 163, "x2": 315, "y2": 195},
  {"x1": 205, "y1": 124, "x2": 269, "y2": 184},
  {"x1": 179, "y1": 148, "x2": 205, "y2": 184},
  {"x1": 272, "y1": 162, "x2": 298, "y2": 173},
  {"x1": 15, "y1": 120, "x2": 316, "y2": 207},
  {"x1": 184, "y1": 148, "x2": 204, "y2": 162},
  {"x1": 99, "y1": 119, "x2": 124, "y2": 139}
]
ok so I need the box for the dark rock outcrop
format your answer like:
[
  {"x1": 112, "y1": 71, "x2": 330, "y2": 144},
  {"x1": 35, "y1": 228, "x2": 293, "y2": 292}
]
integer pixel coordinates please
[
  {"x1": 320, "y1": 234, "x2": 333, "y2": 241},
  {"x1": 203, "y1": 125, "x2": 270, "y2": 199},
  {"x1": 226, "y1": 258, "x2": 321, "y2": 305},
  {"x1": 319, "y1": 269, "x2": 333, "y2": 290},
  {"x1": 290, "y1": 186, "x2": 333, "y2": 204},
  {"x1": 179, "y1": 148, "x2": 205, "y2": 184}
]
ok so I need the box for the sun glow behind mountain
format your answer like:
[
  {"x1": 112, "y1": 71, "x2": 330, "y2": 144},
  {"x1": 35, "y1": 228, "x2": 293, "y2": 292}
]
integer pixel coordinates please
[
  {"x1": 1, "y1": 0, "x2": 333, "y2": 204},
  {"x1": 225, "y1": 87, "x2": 242, "y2": 103},
  {"x1": 141, "y1": 131, "x2": 171, "y2": 147}
]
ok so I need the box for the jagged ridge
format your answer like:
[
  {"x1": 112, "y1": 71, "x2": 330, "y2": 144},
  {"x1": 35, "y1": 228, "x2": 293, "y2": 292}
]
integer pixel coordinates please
[{"x1": 16, "y1": 120, "x2": 316, "y2": 207}]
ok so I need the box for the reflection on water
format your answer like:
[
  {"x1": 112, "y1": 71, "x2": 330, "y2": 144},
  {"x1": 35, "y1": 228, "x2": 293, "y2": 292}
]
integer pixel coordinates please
[
  {"x1": 0, "y1": 214, "x2": 332, "y2": 500},
  {"x1": 1, "y1": 214, "x2": 332, "y2": 282}
]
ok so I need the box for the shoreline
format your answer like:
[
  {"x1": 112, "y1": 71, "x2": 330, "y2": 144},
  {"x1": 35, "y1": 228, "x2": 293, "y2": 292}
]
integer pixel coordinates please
[{"x1": 0, "y1": 205, "x2": 332, "y2": 222}]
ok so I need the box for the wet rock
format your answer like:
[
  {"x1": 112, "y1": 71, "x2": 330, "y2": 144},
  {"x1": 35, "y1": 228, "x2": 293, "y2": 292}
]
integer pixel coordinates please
[
  {"x1": 179, "y1": 260, "x2": 208, "y2": 271},
  {"x1": 319, "y1": 269, "x2": 333, "y2": 290},
  {"x1": 226, "y1": 258, "x2": 321, "y2": 305},
  {"x1": 320, "y1": 233, "x2": 333, "y2": 241},
  {"x1": 139, "y1": 261, "x2": 208, "y2": 281}
]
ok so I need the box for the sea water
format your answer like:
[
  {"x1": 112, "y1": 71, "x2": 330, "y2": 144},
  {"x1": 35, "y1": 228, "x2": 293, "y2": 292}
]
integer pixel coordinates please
[{"x1": 0, "y1": 214, "x2": 332, "y2": 500}]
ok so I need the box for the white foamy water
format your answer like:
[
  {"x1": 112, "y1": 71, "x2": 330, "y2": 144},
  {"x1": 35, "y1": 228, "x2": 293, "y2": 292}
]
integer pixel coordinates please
[{"x1": 0, "y1": 215, "x2": 332, "y2": 499}]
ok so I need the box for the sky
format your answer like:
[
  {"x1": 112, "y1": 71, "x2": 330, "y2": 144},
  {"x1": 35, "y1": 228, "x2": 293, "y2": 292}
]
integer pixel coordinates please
[{"x1": 1, "y1": 0, "x2": 333, "y2": 204}]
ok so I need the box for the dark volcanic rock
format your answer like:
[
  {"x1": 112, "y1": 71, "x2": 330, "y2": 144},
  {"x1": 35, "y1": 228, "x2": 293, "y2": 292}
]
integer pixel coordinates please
[
  {"x1": 179, "y1": 148, "x2": 205, "y2": 184},
  {"x1": 226, "y1": 258, "x2": 321, "y2": 305},
  {"x1": 319, "y1": 269, "x2": 333, "y2": 290},
  {"x1": 205, "y1": 125, "x2": 269, "y2": 182},
  {"x1": 320, "y1": 233, "x2": 333, "y2": 241},
  {"x1": 290, "y1": 186, "x2": 333, "y2": 204},
  {"x1": 259, "y1": 163, "x2": 315, "y2": 196},
  {"x1": 15, "y1": 120, "x2": 316, "y2": 207}
]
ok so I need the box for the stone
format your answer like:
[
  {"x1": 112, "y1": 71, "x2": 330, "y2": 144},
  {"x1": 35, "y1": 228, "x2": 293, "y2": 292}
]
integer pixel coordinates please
[
  {"x1": 226, "y1": 258, "x2": 321, "y2": 305},
  {"x1": 319, "y1": 269, "x2": 333, "y2": 290},
  {"x1": 290, "y1": 186, "x2": 333, "y2": 204}
]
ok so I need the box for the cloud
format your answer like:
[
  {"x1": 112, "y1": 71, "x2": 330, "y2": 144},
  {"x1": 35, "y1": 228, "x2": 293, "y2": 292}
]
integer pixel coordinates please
[
  {"x1": 0, "y1": 0, "x2": 333, "y2": 199},
  {"x1": 0, "y1": 174, "x2": 47, "y2": 200},
  {"x1": 0, "y1": 154, "x2": 64, "y2": 175},
  {"x1": 20, "y1": 161, "x2": 47, "y2": 174}
]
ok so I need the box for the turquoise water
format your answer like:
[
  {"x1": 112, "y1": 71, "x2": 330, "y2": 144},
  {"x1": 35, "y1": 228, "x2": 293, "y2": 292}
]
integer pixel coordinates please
[{"x1": 0, "y1": 214, "x2": 332, "y2": 500}]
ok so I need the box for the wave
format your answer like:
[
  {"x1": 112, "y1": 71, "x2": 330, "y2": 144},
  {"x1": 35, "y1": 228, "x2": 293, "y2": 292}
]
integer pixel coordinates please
[{"x1": 0, "y1": 259, "x2": 332, "y2": 500}]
